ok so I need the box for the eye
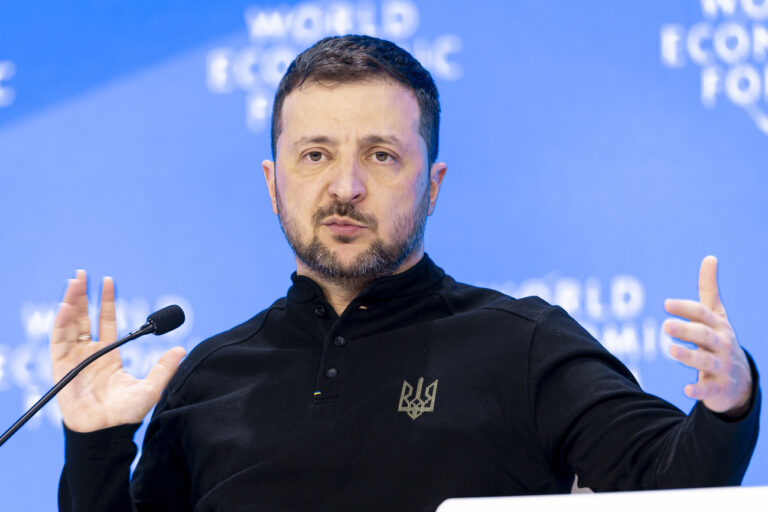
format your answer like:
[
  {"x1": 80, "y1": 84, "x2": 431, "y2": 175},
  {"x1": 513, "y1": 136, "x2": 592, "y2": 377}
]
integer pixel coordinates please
[
  {"x1": 373, "y1": 151, "x2": 394, "y2": 163},
  {"x1": 305, "y1": 151, "x2": 324, "y2": 162}
]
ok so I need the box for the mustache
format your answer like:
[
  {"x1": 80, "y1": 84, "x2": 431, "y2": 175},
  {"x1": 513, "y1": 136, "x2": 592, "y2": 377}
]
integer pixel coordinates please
[{"x1": 313, "y1": 201, "x2": 378, "y2": 231}]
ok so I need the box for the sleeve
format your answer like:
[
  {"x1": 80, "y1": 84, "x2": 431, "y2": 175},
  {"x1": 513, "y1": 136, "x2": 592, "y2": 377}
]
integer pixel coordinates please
[
  {"x1": 128, "y1": 402, "x2": 191, "y2": 511},
  {"x1": 58, "y1": 391, "x2": 191, "y2": 511},
  {"x1": 528, "y1": 306, "x2": 761, "y2": 491},
  {"x1": 58, "y1": 423, "x2": 140, "y2": 512}
]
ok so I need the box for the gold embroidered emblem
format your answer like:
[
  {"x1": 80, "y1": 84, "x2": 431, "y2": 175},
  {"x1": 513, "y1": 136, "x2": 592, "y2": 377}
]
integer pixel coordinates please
[{"x1": 398, "y1": 377, "x2": 438, "y2": 420}]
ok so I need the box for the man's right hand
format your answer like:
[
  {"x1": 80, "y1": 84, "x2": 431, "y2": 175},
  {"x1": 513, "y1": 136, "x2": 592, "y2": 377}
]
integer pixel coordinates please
[{"x1": 51, "y1": 270, "x2": 186, "y2": 433}]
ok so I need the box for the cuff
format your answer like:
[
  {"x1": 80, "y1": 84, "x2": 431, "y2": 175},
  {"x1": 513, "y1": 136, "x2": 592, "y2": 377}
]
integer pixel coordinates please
[{"x1": 64, "y1": 422, "x2": 142, "y2": 466}]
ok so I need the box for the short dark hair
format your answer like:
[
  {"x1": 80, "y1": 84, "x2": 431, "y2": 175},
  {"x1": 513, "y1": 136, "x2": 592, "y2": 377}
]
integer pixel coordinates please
[{"x1": 271, "y1": 35, "x2": 440, "y2": 166}]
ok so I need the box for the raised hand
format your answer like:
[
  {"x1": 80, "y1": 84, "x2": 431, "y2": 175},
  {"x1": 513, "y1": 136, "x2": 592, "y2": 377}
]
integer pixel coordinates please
[
  {"x1": 51, "y1": 270, "x2": 186, "y2": 432},
  {"x1": 663, "y1": 256, "x2": 752, "y2": 415}
]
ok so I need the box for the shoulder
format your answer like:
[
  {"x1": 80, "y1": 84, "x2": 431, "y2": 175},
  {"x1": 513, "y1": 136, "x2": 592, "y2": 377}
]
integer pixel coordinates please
[
  {"x1": 435, "y1": 277, "x2": 556, "y2": 324},
  {"x1": 436, "y1": 277, "x2": 600, "y2": 353},
  {"x1": 164, "y1": 297, "x2": 287, "y2": 396}
]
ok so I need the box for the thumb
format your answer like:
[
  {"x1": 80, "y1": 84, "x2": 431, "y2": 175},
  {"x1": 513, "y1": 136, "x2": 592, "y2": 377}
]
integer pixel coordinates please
[
  {"x1": 698, "y1": 255, "x2": 726, "y2": 316},
  {"x1": 145, "y1": 346, "x2": 187, "y2": 401}
]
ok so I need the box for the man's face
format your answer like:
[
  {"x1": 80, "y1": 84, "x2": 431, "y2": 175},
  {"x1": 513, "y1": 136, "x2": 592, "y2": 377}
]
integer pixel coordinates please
[{"x1": 263, "y1": 79, "x2": 446, "y2": 283}]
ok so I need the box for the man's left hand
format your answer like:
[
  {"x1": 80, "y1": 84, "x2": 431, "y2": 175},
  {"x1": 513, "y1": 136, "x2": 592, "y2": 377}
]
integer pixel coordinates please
[{"x1": 663, "y1": 255, "x2": 753, "y2": 416}]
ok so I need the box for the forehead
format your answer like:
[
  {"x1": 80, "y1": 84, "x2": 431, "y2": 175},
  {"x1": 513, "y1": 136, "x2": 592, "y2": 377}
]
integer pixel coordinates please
[{"x1": 277, "y1": 79, "x2": 424, "y2": 153}]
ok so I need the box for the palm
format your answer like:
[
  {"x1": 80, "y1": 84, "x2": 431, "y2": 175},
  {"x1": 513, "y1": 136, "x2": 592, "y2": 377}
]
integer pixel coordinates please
[{"x1": 51, "y1": 271, "x2": 185, "y2": 432}]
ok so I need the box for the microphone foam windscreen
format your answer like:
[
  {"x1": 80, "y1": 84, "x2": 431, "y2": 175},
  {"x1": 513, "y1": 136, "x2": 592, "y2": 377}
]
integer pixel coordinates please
[{"x1": 147, "y1": 305, "x2": 185, "y2": 335}]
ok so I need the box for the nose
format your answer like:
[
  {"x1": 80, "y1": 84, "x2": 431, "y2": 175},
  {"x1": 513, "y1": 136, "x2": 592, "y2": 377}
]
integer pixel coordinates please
[{"x1": 326, "y1": 155, "x2": 367, "y2": 204}]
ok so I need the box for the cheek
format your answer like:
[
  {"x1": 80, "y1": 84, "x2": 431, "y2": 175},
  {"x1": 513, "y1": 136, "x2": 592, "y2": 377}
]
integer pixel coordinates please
[
  {"x1": 377, "y1": 187, "x2": 423, "y2": 230},
  {"x1": 277, "y1": 174, "x2": 310, "y2": 207},
  {"x1": 390, "y1": 174, "x2": 428, "y2": 209}
]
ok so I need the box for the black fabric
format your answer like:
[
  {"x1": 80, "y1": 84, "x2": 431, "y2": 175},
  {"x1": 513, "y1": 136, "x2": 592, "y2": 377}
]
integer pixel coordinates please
[
  {"x1": 59, "y1": 423, "x2": 140, "y2": 512},
  {"x1": 58, "y1": 255, "x2": 761, "y2": 511}
]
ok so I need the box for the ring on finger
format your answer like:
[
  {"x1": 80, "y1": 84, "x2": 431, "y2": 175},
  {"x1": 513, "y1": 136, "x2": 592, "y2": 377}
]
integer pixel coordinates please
[{"x1": 77, "y1": 333, "x2": 92, "y2": 341}]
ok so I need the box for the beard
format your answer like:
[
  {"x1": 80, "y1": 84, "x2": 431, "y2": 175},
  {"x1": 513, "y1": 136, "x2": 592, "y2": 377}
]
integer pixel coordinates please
[{"x1": 276, "y1": 185, "x2": 429, "y2": 286}]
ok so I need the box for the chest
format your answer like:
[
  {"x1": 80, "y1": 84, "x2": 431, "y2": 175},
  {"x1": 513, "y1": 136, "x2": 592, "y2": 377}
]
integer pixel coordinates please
[{"x1": 169, "y1": 314, "x2": 564, "y2": 508}]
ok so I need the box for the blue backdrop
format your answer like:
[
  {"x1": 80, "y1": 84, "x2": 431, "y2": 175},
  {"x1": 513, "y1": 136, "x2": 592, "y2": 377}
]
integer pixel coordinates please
[{"x1": 1, "y1": 1, "x2": 766, "y2": 508}]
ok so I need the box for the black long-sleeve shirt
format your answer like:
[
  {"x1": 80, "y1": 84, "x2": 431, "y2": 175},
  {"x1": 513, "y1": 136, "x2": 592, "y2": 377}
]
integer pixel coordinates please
[{"x1": 59, "y1": 255, "x2": 761, "y2": 511}]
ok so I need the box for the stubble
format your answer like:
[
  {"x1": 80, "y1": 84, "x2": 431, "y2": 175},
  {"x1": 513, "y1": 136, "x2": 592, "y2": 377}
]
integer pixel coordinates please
[{"x1": 276, "y1": 183, "x2": 428, "y2": 287}]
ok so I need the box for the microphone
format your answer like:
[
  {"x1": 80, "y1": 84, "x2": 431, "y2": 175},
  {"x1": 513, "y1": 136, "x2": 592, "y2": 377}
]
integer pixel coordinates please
[
  {"x1": 146, "y1": 304, "x2": 185, "y2": 335},
  {"x1": 0, "y1": 305, "x2": 185, "y2": 448}
]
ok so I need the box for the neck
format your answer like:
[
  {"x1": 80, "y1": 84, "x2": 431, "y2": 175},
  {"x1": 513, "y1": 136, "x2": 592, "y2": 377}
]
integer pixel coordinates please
[{"x1": 295, "y1": 247, "x2": 425, "y2": 315}]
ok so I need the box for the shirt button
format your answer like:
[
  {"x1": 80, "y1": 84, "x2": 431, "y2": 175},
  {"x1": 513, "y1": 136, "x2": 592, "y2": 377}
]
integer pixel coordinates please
[
  {"x1": 334, "y1": 336, "x2": 346, "y2": 347},
  {"x1": 313, "y1": 304, "x2": 326, "y2": 317},
  {"x1": 326, "y1": 367, "x2": 338, "y2": 379}
]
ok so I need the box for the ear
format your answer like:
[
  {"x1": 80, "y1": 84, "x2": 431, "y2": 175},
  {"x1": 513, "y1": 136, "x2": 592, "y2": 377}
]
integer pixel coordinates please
[
  {"x1": 427, "y1": 162, "x2": 447, "y2": 216},
  {"x1": 262, "y1": 160, "x2": 278, "y2": 215}
]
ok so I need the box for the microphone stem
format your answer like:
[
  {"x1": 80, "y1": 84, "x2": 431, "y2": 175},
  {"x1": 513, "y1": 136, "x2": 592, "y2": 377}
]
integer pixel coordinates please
[{"x1": 0, "y1": 323, "x2": 155, "y2": 448}]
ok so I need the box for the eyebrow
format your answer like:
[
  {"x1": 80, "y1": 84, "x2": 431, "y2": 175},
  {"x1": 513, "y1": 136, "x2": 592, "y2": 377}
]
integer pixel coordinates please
[
  {"x1": 291, "y1": 134, "x2": 404, "y2": 149},
  {"x1": 292, "y1": 135, "x2": 336, "y2": 149},
  {"x1": 359, "y1": 135, "x2": 403, "y2": 147}
]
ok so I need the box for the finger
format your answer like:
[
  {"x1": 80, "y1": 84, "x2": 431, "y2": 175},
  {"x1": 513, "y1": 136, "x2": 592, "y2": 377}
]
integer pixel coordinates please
[
  {"x1": 98, "y1": 277, "x2": 117, "y2": 344},
  {"x1": 698, "y1": 255, "x2": 727, "y2": 317},
  {"x1": 144, "y1": 347, "x2": 187, "y2": 400},
  {"x1": 663, "y1": 319, "x2": 722, "y2": 353},
  {"x1": 74, "y1": 269, "x2": 92, "y2": 338},
  {"x1": 685, "y1": 381, "x2": 719, "y2": 401},
  {"x1": 60, "y1": 276, "x2": 84, "y2": 308},
  {"x1": 664, "y1": 299, "x2": 724, "y2": 330},
  {"x1": 52, "y1": 277, "x2": 86, "y2": 343},
  {"x1": 51, "y1": 302, "x2": 79, "y2": 352},
  {"x1": 669, "y1": 344, "x2": 722, "y2": 373},
  {"x1": 50, "y1": 303, "x2": 84, "y2": 379}
]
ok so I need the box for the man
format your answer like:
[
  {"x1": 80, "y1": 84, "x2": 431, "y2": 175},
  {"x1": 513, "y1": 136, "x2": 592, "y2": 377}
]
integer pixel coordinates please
[{"x1": 54, "y1": 35, "x2": 759, "y2": 511}]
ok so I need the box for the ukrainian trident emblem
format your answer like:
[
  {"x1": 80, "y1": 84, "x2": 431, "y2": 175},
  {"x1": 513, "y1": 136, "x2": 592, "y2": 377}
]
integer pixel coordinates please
[{"x1": 397, "y1": 377, "x2": 438, "y2": 420}]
